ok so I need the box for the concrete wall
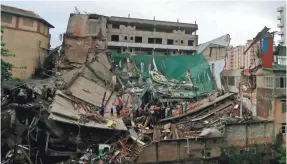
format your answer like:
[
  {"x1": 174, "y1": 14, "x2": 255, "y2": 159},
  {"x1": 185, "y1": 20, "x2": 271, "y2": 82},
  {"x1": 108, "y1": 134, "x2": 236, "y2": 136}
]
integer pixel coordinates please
[
  {"x1": 209, "y1": 59, "x2": 225, "y2": 90},
  {"x1": 257, "y1": 88, "x2": 274, "y2": 119},
  {"x1": 202, "y1": 47, "x2": 226, "y2": 62},
  {"x1": 225, "y1": 121, "x2": 274, "y2": 147},
  {"x1": 136, "y1": 122, "x2": 275, "y2": 164},
  {"x1": 136, "y1": 138, "x2": 223, "y2": 164},
  {"x1": 1, "y1": 14, "x2": 51, "y2": 79},
  {"x1": 66, "y1": 14, "x2": 107, "y2": 38},
  {"x1": 107, "y1": 24, "x2": 197, "y2": 46},
  {"x1": 274, "y1": 98, "x2": 286, "y2": 145},
  {"x1": 222, "y1": 76, "x2": 240, "y2": 93},
  {"x1": 255, "y1": 71, "x2": 286, "y2": 119}
]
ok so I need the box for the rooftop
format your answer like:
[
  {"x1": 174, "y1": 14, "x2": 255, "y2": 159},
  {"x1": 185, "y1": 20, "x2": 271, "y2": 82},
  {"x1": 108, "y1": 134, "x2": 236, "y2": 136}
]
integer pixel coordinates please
[{"x1": 1, "y1": 5, "x2": 54, "y2": 28}]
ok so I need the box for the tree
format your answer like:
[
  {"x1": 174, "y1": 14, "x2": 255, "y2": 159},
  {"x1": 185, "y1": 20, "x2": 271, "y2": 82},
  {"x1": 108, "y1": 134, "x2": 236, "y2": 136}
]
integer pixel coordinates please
[{"x1": 1, "y1": 28, "x2": 15, "y2": 81}]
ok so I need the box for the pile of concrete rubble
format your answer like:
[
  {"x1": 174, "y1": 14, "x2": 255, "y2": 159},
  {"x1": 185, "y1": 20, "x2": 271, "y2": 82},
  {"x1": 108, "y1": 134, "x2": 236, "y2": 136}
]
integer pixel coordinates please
[{"x1": 1, "y1": 52, "x2": 256, "y2": 164}]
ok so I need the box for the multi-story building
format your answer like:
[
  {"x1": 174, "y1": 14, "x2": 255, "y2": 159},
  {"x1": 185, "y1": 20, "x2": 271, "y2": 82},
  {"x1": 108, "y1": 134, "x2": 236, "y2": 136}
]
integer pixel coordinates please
[
  {"x1": 225, "y1": 40, "x2": 260, "y2": 70},
  {"x1": 107, "y1": 16, "x2": 198, "y2": 55},
  {"x1": 63, "y1": 13, "x2": 198, "y2": 66},
  {"x1": 226, "y1": 45, "x2": 245, "y2": 70},
  {"x1": 244, "y1": 40, "x2": 260, "y2": 69},
  {"x1": 1, "y1": 5, "x2": 54, "y2": 79},
  {"x1": 277, "y1": 6, "x2": 286, "y2": 45}
]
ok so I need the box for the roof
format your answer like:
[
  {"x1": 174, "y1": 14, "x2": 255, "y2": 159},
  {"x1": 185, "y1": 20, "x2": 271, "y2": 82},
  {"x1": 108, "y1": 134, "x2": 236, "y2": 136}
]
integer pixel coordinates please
[
  {"x1": 108, "y1": 16, "x2": 198, "y2": 30},
  {"x1": 197, "y1": 34, "x2": 231, "y2": 54},
  {"x1": 1, "y1": 5, "x2": 54, "y2": 28}
]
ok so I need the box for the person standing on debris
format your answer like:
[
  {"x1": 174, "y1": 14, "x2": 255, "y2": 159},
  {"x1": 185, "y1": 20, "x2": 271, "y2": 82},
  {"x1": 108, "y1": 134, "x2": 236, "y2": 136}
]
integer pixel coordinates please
[
  {"x1": 100, "y1": 103, "x2": 105, "y2": 117},
  {"x1": 118, "y1": 96, "x2": 124, "y2": 111},
  {"x1": 42, "y1": 85, "x2": 48, "y2": 100},
  {"x1": 183, "y1": 101, "x2": 188, "y2": 114},
  {"x1": 110, "y1": 107, "x2": 114, "y2": 116},
  {"x1": 165, "y1": 105, "x2": 170, "y2": 118}
]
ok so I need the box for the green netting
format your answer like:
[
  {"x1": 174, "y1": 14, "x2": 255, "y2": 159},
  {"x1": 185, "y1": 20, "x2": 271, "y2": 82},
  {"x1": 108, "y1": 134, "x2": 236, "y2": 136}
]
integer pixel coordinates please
[{"x1": 111, "y1": 53, "x2": 213, "y2": 95}]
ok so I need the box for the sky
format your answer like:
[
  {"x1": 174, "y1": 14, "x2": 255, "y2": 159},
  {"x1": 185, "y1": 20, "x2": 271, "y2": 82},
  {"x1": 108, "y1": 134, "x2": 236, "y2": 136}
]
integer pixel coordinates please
[{"x1": 1, "y1": 0, "x2": 286, "y2": 48}]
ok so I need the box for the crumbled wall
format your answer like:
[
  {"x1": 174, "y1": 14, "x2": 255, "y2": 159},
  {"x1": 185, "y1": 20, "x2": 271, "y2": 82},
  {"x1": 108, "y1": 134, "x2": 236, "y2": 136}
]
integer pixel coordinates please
[{"x1": 257, "y1": 88, "x2": 273, "y2": 119}]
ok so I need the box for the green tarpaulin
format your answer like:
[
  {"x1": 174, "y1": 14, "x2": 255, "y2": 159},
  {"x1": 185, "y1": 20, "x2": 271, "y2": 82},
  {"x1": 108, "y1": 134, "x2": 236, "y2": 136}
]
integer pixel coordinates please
[{"x1": 110, "y1": 53, "x2": 213, "y2": 95}]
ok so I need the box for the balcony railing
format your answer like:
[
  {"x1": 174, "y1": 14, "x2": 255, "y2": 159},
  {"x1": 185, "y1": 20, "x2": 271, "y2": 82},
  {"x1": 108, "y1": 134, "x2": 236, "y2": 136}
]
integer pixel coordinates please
[
  {"x1": 277, "y1": 15, "x2": 281, "y2": 20},
  {"x1": 278, "y1": 30, "x2": 284, "y2": 35},
  {"x1": 277, "y1": 7, "x2": 284, "y2": 12},
  {"x1": 277, "y1": 23, "x2": 284, "y2": 28}
]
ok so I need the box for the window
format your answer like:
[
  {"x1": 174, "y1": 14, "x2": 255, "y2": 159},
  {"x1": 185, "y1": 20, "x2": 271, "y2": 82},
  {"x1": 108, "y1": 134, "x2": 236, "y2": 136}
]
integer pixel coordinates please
[
  {"x1": 282, "y1": 100, "x2": 286, "y2": 113},
  {"x1": 23, "y1": 18, "x2": 34, "y2": 27},
  {"x1": 111, "y1": 35, "x2": 119, "y2": 41},
  {"x1": 112, "y1": 24, "x2": 120, "y2": 29},
  {"x1": 181, "y1": 40, "x2": 184, "y2": 44},
  {"x1": 123, "y1": 48, "x2": 126, "y2": 52},
  {"x1": 265, "y1": 77, "x2": 274, "y2": 88},
  {"x1": 44, "y1": 25, "x2": 49, "y2": 35},
  {"x1": 206, "y1": 152, "x2": 211, "y2": 157},
  {"x1": 155, "y1": 38, "x2": 162, "y2": 44},
  {"x1": 1, "y1": 13, "x2": 12, "y2": 23},
  {"x1": 130, "y1": 49, "x2": 132, "y2": 52},
  {"x1": 173, "y1": 51, "x2": 176, "y2": 54},
  {"x1": 281, "y1": 123, "x2": 286, "y2": 134},
  {"x1": 135, "y1": 36, "x2": 142, "y2": 43},
  {"x1": 167, "y1": 39, "x2": 174, "y2": 45},
  {"x1": 228, "y1": 76, "x2": 235, "y2": 86},
  {"x1": 148, "y1": 38, "x2": 155, "y2": 44},
  {"x1": 188, "y1": 40, "x2": 194, "y2": 46},
  {"x1": 276, "y1": 76, "x2": 286, "y2": 88},
  {"x1": 124, "y1": 36, "x2": 127, "y2": 40},
  {"x1": 130, "y1": 37, "x2": 133, "y2": 40}
]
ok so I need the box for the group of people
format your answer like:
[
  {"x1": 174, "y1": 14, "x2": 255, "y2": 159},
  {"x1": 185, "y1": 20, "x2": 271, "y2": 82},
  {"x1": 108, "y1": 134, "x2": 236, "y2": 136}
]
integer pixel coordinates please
[
  {"x1": 111, "y1": 96, "x2": 125, "y2": 118},
  {"x1": 2, "y1": 86, "x2": 37, "y2": 105},
  {"x1": 133, "y1": 101, "x2": 190, "y2": 121}
]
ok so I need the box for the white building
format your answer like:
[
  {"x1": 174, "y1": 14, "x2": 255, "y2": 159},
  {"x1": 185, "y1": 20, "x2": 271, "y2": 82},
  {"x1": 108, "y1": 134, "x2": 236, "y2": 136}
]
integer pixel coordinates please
[{"x1": 277, "y1": 6, "x2": 286, "y2": 45}]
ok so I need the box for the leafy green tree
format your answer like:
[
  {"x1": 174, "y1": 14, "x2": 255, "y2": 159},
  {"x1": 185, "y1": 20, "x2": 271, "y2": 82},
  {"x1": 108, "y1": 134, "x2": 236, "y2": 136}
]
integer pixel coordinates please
[
  {"x1": 276, "y1": 133, "x2": 286, "y2": 164},
  {"x1": 1, "y1": 28, "x2": 15, "y2": 81},
  {"x1": 278, "y1": 146, "x2": 286, "y2": 164}
]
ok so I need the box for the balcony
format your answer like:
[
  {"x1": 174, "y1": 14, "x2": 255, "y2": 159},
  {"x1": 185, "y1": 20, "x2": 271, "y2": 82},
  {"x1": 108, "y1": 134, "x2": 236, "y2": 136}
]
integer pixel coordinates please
[
  {"x1": 277, "y1": 7, "x2": 284, "y2": 12},
  {"x1": 277, "y1": 23, "x2": 284, "y2": 28},
  {"x1": 277, "y1": 15, "x2": 281, "y2": 20},
  {"x1": 278, "y1": 30, "x2": 284, "y2": 35}
]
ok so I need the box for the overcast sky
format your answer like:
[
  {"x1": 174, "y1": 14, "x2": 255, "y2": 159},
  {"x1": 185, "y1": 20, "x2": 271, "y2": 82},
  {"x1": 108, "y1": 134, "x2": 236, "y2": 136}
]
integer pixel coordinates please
[{"x1": 1, "y1": 0, "x2": 286, "y2": 48}]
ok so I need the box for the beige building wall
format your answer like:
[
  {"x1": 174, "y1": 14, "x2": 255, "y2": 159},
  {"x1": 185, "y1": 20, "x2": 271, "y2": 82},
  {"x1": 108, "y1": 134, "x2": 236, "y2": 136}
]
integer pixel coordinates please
[
  {"x1": 202, "y1": 46, "x2": 226, "y2": 62},
  {"x1": 1, "y1": 14, "x2": 51, "y2": 79}
]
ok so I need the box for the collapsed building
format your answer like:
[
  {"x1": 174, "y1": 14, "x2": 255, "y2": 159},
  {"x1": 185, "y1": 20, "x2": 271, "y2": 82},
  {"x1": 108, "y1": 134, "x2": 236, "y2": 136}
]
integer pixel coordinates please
[{"x1": 1, "y1": 8, "x2": 282, "y2": 164}]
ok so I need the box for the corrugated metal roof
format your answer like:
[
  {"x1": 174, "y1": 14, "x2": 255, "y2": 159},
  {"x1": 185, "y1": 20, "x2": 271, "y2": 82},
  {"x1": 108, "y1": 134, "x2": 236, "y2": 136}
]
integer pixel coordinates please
[{"x1": 1, "y1": 5, "x2": 54, "y2": 28}]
